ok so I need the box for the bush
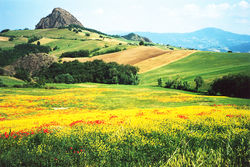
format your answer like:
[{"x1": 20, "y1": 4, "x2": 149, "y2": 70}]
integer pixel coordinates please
[
  {"x1": 0, "y1": 29, "x2": 10, "y2": 33},
  {"x1": 53, "y1": 46, "x2": 59, "y2": 51},
  {"x1": 55, "y1": 73, "x2": 74, "y2": 84},
  {"x1": 85, "y1": 33, "x2": 90, "y2": 37},
  {"x1": 92, "y1": 47, "x2": 122, "y2": 56},
  {"x1": 28, "y1": 36, "x2": 42, "y2": 43},
  {"x1": 157, "y1": 78, "x2": 163, "y2": 87},
  {"x1": 9, "y1": 37, "x2": 14, "y2": 41},
  {"x1": 14, "y1": 43, "x2": 51, "y2": 53},
  {"x1": 60, "y1": 50, "x2": 90, "y2": 58},
  {"x1": 209, "y1": 74, "x2": 250, "y2": 98},
  {"x1": 14, "y1": 68, "x2": 31, "y2": 82},
  {"x1": 164, "y1": 77, "x2": 191, "y2": 91},
  {"x1": 139, "y1": 41, "x2": 144, "y2": 46},
  {"x1": 37, "y1": 41, "x2": 40, "y2": 46}
]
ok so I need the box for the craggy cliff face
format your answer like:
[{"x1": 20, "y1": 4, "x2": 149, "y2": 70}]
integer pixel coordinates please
[{"x1": 35, "y1": 8, "x2": 83, "y2": 29}]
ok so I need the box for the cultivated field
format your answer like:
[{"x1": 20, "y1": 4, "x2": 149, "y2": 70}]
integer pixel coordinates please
[
  {"x1": 62, "y1": 47, "x2": 195, "y2": 73},
  {"x1": 0, "y1": 83, "x2": 249, "y2": 166}
]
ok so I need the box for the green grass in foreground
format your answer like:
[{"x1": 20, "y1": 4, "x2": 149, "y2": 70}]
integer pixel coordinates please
[
  {"x1": 0, "y1": 83, "x2": 249, "y2": 166},
  {"x1": 140, "y1": 51, "x2": 250, "y2": 89},
  {"x1": 0, "y1": 76, "x2": 24, "y2": 86},
  {"x1": 1, "y1": 83, "x2": 250, "y2": 108}
]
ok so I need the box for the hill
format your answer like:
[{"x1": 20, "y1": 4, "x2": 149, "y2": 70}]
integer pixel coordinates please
[
  {"x1": 62, "y1": 46, "x2": 195, "y2": 73},
  {"x1": 36, "y1": 8, "x2": 83, "y2": 29},
  {"x1": 122, "y1": 33, "x2": 152, "y2": 42},
  {"x1": 140, "y1": 52, "x2": 250, "y2": 89},
  {"x1": 136, "y1": 28, "x2": 250, "y2": 53}
]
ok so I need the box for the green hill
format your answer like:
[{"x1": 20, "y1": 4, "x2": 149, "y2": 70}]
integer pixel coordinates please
[
  {"x1": 0, "y1": 28, "x2": 136, "y2": 57},
  {"x1": 140, "y1": 51, "x2": 250, "y2": 89}
]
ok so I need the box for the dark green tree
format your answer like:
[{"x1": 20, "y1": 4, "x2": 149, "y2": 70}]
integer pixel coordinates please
[
  {"x1": 37, "y1": 41, "x2": 40, "y2": 46},
  {"x1": 14, "y1": 68, "x2": 31, "y2": 82},
  {"x1": 139, "y1": 41, "x2": 144, "y2": 46},
  {"x1": 157, "y1": 78, "x2": 163, "y2": 87},
  {"x1": 194, "y1": 76, "x2": 204, "y2": 92}
]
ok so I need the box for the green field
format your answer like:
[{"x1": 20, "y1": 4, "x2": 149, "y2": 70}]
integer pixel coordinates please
[{"x1": 140, "y1": 51, "x2": 250, "y2": 89}]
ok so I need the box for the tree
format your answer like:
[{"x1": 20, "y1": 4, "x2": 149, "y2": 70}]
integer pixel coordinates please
[
  {"x1": 0, "y1": 29, "x2": 10, "y2": 33},
  {"x1": 157, "y1": 78, "x2": 163, "y2": 87},
  {"x1": 14, "y1": 68, "x2": 31, "y2": 82},
  {"x1": 37, "y1": 41, "x2": 40, "y2": 46},
  {"x1": 209, "y1": 74, "x2": 250, "y2": 98},
  {"x1": 9, "y1": 37, "x2": 14, "y2": 41},
  {"x1": 194, "y1": 76, "x2": 204, "y2": 92},
  {"x1": 55, "y1": 73, "x2": 74, "y2": 84},
  {"x1": 139, "y1": 41, "x2": 144, "y2": 46}
]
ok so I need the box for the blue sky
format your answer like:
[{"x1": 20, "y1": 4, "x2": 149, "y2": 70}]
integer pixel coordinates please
[{"x1": 0, "y1": 0, "x2": 249, "y2": 34}]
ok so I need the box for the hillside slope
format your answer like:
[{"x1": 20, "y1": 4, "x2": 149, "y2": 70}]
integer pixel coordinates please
[{"x1": 140, "y1": 52, "x2": 250, "y2": 88}]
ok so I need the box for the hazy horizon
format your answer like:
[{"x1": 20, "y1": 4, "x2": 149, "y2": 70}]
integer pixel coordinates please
[{"x1": 0, "y1": 0, "x2": 249, "y2": 35}]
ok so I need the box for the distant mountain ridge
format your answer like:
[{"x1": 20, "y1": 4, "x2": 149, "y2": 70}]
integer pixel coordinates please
[
  {"x1": 122, "y1": 33, "x2": 152, "y2": 42},
  {"x1": 36, "y1": 8, "x2": 83, "y2": 29},
  {"x1": 135, "y1": 28, "x2": 250, "y2": 53}
]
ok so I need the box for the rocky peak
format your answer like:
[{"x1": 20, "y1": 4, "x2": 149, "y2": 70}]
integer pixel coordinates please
[{"x1": 35, "y1": 8, "x2": 83, "y2": 29}]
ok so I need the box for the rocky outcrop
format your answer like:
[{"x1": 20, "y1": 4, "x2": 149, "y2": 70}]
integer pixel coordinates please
[
  {"x1": 4, "y1": 53, "x2": 57, "y2": 75},
  {"x1": 122, "y1": 33, "x2": 152, "y2": 42},
  {"x1": 36, "y1": 8, "x2": 83, "y2": 29}
]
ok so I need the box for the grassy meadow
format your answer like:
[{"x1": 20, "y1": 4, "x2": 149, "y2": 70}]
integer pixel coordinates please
[
  {"x1": 0, "y1": 82, "x2": 249, "y2": 166},
  {"x1": 140, "y1": 51, "x2": 250, "y2": 89}
]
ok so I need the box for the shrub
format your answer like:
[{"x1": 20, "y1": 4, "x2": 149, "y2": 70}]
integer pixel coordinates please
[
  {"x1": 157, "y1": 78, "x2": 163, "y2": 87},
  {"x1": 9, "y1": 37, "x2": 14, "y2": 41},
  {"x1": 139, "y1": 41, "x2": 144, "y2": 46},
  {"x1": 209, "y1": 74, "x2": 250, "y2": 98},
  {"x1": 164, "y1": 77, "x2": 191, "y2": 91},
  {"x1": 14, "y1": 68, "x2": 31, "y2": 82},
  {"x1": 28, "y1": 36, "x2": 42, "y2": 43},
  {"x1": 60, "y1": 50, "x2": 90, "y2": 58},
  {"x1": 0, "y1": 29, "x2": 10, "y2": 33},
  {"x1": 55, "y1": 73, "x2": 74, "y2": 84},
  {"x1": 85, "y1": 33, "x2": 90, "y2": 36},
  {"x1": 53, "y1": 46, "x2": 59, "y2": 51},
  {"x1": 37, "y1": 41, "x2": 40, "y2": 46}
]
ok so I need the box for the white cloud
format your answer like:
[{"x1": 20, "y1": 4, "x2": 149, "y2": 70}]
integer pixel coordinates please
[
  {"x1": 207, "y1": 3, "x2": 231, "y2": 10},
  {"x1": 236, "y1": 19, "x2": 249, "y2": 24},
  {"x1": 239, "y1": 1, "x2": 249, "y2": 8},
  {"x1": 93, "y1": 8, "x2": 104, "y2": 15}
]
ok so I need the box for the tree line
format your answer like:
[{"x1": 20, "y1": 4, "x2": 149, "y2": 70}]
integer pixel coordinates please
[
  {"x1": 158, "y1": 74, "x2": 250, "y2": 98},
  {"x1": 34, "y1": 60, "x2": 139, "y2": 85}
]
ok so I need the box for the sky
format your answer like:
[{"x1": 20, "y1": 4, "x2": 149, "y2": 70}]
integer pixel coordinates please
[{"x1": 0, "y1": 0, "x2": 250, "y2": 34}]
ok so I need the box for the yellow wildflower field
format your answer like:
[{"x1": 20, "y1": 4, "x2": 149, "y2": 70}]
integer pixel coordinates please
[{"x1": 0, "y1": 85, "x2": 249, "y2": 166}]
